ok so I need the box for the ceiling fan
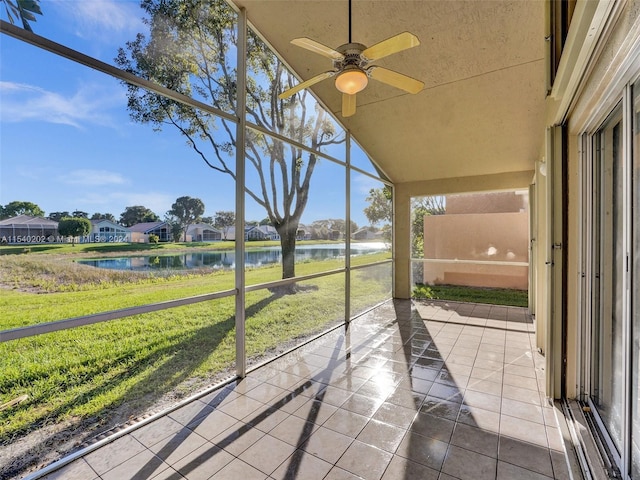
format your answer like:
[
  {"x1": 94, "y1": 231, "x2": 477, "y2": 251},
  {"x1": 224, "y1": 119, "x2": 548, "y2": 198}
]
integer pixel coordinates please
[{"x1": 278, "y1": 0, "x2": 425, "y2": 117}]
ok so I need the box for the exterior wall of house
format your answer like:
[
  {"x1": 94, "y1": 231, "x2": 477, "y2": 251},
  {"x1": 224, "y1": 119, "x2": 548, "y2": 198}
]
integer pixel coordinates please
[{"x1": 130, "y1": 232, "x2": 147, "y2": 243}]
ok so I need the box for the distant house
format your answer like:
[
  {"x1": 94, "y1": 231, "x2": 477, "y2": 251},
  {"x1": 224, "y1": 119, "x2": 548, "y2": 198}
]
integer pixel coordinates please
[
  {"x1": 186, "y1": 223, "x2": 222, "y2": 242},
  {"x1": 129, "y1": 222, "x2": 170, "y2": 243},
  {"x1": 352, "y1": 228, "x2": 378, "y2": 241},
  {"x1": 247, "y1": 225, "x2": 280, "y2": 241},
  {"x1": 225, "y1": 226, "x2": 252, "y2": 241},
  {"x1": 296, "y1": 225, "x2": 312, "y2": 241},
  {"x1": 328, "y1": 230, "x2": 342, "y2": 241},
  {"x1": 87, "y1": 219, "x2": 131, "y2": 243},
  {"x1": 0, "y1": 214, "x2": 59, "y2": 244},
  {"x1": 222, "y1": 224, "x2": 306, "y2": 241}
]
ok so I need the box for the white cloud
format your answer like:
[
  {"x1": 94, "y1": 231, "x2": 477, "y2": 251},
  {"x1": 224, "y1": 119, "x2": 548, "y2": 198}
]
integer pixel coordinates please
[
  {"x1": 0, "y1": 81, "x2": 122, "y2": 129},
  {"x1": 353, "y1": 173, "x2": 385, "y2": 195},
  {"x1": 61, "y1": 169, "x2": 129, "y2": 186},
  {"x1": 58, "y1": 0, "x2": 143, "y2": 37}
]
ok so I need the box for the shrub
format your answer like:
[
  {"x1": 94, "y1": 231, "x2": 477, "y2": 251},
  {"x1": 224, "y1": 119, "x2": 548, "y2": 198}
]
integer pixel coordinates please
[{"x1": 412, "y1": 283, "x2": 435, "y2": 299}]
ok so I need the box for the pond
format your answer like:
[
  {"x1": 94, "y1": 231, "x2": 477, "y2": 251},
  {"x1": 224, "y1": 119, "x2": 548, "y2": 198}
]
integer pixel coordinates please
[{"x1": 77, "y1": 243, "x2": 389, "y2": 271}]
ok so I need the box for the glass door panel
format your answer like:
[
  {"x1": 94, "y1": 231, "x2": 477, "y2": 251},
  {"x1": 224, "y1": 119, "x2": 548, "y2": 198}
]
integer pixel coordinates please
[{"x1": 590, "y1": 104, "x2": 624, "y2": 454}]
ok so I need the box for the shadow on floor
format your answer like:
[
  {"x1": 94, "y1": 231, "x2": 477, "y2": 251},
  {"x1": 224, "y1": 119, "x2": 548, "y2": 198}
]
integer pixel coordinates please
[{"x1": 40, "y1": 299, "x2": 571, "y2": 480}]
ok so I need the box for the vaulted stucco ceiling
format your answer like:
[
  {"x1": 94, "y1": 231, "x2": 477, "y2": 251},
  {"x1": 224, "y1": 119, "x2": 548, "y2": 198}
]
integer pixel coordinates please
[{"x1": 232, "y1": 0, "x2": 546, "y2": 188}]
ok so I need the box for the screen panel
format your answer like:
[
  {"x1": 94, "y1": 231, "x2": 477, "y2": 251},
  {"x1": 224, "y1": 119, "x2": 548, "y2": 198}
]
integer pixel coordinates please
[
  {"x1": 245, "y1": 274, "x2": 346, "y2": 370},
  {"x1": 0, "y1": 298, "x2": 236, "y2": 469},
  {"x1": 244, "y1": 129, "x2": 346, "y2": 285}
]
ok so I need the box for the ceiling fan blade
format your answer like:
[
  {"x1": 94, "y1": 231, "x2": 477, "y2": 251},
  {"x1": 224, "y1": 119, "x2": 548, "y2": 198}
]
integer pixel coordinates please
[
  {"x1": 278, "y1": 71, "x2": 336, "y2": 99},
  {"x1": 368, "y1": 66, "x2": 424, "y2": 94},
  {"x1": 362, "y1": 32, "x2": 420, "y2": 61},
  {"x1": 342, "y1": 93, "x2": 356, "y2": 117},
  {"x1": 291, "y1": 37, "x2": 345, "y2": 60}
]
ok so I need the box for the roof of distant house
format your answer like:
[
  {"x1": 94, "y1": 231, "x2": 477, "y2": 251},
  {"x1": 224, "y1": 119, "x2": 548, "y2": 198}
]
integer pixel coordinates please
[
  {"x1": 186, "y1": 223, "x2": 221, "y2": 232},
  {"x1": 0, "y1": 214, "x2": 58, "y2": 226},
  {"x1": 90, "y1": 219, "x2": 129, "y2": 228},
  {"x1": 248, "y1": 225, "x2": 278, "y2": 235},
  {"x1": 128, "y1": 221, "x2": 167, "y2": 233}
]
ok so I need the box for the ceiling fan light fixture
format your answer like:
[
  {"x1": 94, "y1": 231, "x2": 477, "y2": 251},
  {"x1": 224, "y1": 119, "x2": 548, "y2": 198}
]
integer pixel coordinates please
[{"x1": 335, "y1": 66, "x2": 368, "y2": 94}]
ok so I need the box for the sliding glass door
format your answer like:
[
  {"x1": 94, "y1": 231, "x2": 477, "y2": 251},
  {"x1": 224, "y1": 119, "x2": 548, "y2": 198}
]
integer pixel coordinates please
[
  {"x1": 590, "y1": 103, "x2": 625, "y2": 456},
  {"x1": 583, "y1": 79, "x2": 640, "y2": 478},
  {"x1": 630, "y1": 79, "x2": 640, "y2": 478}
]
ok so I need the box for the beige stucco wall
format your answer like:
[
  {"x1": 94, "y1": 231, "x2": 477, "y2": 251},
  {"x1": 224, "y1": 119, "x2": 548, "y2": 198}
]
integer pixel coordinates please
[
  {"x1": 394, "y1": 171, "x2": 535, "y2": 299},
  {"x1": 423, "y1": 212, "x2": 529, "y2": 290},
  {"x1": 131, "y1": 232, "x2": 148, "y2": 243},
  {"x1": 446, "y1": 191, "x2": 528, "y2": 214}
]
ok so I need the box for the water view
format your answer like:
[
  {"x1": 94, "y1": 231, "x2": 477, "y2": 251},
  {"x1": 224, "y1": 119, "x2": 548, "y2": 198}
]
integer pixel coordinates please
[{"x1": 78, "y1": 243, "x2": 388, "y2": 271}]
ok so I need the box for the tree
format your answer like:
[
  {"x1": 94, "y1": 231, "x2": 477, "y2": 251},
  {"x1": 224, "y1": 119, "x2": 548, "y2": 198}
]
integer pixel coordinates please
[
  {"x1": 213, "y1": 211, "x2": 235, "y2": 240},
  {"x1": 329, "y1": 219, "x2": 357, "y2": 235},
  {"x1": 364, "y1": 187, "x2": 393, "y2": 245},
  {"x1": 91, "y1": 212, "x2": 116, "y2": 222},
  {"x1": 1, "y1": 0, "x2": 42, "y2": 32},
  {"x1": 163, "y1": 214, "x2": 183, "y2": 242},
  {"x1": 57, "y1": 217, "x2": 91, "y2": 246},
  {"x1": 119, "y1": 206, "x2": 159, "y2": 227},
  {"x1": 48, "y1": 211, "x2": 70, "y2": 222},
  {"x1": 363, "y1": 189, "x2": 445, "y2": 254},
  {"x1": 116, "y1": 0, "x2": 341, "y2": 279},
  {"x1": 364, "y1": 187, "x2": 393, "y2": 226},
  {"x1": 411, "y1": 203, "x2": 428, "y2": 258},
  {"x1": 411, "y1": 196, "x2": 445, "y2": 257},
  {"x1": 167, "y1": 196, "x2": 204, "y2": 242},
  {"x1": 415, "y1": 196, "x2": 445, "y2": 216},
  {"x1": 72, "y1": 210, "x2": 88, "y2": 219},
  {"x1": 0, "y1": 200, "x2": 45, "y2": 219},
  {"x1": 309, "y1": 220, "x2": 330, "y2": 240}
]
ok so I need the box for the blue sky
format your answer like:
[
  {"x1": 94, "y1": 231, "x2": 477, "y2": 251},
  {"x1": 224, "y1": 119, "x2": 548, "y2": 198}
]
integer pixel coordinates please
[{"x1": 0, "y1": 0, "x2": 384, "y2": 228}]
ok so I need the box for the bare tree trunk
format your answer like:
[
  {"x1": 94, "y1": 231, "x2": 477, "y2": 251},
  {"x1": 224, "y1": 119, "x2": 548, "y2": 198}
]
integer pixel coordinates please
[{"x1": 277, "y1": 223, "x2": 298, "y2": 280}]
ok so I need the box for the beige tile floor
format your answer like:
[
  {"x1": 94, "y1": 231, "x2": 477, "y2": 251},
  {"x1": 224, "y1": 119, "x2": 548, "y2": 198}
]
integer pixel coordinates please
[{"x1": 39, "y1": 299, "x2": 575, "y2": 480}]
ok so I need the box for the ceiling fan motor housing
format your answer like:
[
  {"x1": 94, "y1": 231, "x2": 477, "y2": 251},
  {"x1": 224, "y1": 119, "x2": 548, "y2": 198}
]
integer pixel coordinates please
[{"x1": 334, "y1": 43, "x2": 369, "y2": 71}]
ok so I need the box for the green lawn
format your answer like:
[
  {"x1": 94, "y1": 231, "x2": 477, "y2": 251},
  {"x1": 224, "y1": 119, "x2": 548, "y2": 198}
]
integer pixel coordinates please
[
  {"x1": 412, "y1": 283, "x2": 528, "y2": 307},
  {"x1": 0, "y1": 245, "x2": 391, "y2": 445}
]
